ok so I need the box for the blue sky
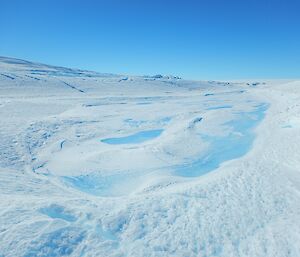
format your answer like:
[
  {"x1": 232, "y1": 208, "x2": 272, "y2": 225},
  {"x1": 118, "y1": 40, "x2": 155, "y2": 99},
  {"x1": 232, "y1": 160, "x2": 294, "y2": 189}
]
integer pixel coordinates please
[{"x1": 1, "y1": 0, "x2": 300, "y2": 79}]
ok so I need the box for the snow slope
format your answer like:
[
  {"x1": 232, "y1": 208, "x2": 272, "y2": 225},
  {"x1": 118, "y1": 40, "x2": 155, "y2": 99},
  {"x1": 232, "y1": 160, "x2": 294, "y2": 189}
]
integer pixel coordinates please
[{"x1": 0, "y1": 56, "x2": 299, "y2": 256}]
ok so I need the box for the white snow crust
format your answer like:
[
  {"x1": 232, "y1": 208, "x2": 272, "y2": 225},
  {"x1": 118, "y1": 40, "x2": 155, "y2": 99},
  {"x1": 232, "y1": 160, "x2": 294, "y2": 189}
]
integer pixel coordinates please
[{"x1": 0, "y1": 57, "x2": 299, "y2": 257}]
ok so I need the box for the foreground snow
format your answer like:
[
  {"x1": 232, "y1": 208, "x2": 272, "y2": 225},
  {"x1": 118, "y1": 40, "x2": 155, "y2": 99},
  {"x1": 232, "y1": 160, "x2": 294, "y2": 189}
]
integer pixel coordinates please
[{"x1": 0, "y1": 57, "x2": 299, "y2": 256}]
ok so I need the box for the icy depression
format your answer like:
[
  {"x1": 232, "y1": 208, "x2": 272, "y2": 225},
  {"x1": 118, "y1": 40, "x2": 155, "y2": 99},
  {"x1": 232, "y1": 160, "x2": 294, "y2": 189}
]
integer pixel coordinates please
[{"x1": 0, "y1": 57, "x2": 300, "y2": 257}]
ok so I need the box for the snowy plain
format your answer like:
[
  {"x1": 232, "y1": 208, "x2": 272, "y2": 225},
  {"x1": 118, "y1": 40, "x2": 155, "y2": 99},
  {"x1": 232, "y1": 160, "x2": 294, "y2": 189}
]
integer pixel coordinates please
[{"x1": 0, "y1": 56, "x2": 299, "y2": 257}]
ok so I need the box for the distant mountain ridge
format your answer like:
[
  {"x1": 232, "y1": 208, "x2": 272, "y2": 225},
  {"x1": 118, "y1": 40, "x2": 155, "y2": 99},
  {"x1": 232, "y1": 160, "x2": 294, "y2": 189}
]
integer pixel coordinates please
[{"x1": 0, "y1": 56, "x2": 181, "y2": 80}]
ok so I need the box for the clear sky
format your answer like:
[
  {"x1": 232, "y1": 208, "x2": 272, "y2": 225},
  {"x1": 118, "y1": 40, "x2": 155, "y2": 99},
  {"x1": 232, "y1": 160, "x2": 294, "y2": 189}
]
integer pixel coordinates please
[{"x1": 1, "y1": 0, "x2": 300, "y2": 80}]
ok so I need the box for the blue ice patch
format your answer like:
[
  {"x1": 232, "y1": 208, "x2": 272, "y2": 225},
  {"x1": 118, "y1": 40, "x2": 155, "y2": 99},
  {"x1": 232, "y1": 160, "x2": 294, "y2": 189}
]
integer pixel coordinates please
[
  {"x1": 175, "y1": 103, "x2": 268, "y2": 177},
  {"x1": 101, "y1": 129, "x2": 163, "y2": 144}
]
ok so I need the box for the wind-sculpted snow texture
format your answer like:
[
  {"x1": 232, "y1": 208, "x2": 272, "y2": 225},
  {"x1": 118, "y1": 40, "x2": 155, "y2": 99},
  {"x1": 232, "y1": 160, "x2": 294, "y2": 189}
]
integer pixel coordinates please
[{"x1": 0, "y1": 57, "x2": 300, "y2": 257}]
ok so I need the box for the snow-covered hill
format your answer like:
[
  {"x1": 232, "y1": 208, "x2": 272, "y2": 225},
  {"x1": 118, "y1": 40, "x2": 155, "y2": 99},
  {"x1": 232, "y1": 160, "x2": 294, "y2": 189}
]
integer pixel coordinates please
[{"x1": 0, "y1": 57, "x2": 299, "y2": 257}]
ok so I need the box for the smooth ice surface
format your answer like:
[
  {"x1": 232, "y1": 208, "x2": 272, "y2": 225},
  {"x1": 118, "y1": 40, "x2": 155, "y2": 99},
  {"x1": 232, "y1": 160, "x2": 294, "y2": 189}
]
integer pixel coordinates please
[
  {"x1": 175, "y1": 104, "x2": 268, "y2": 177},
  {"x1": 1, "y1": 57, "x2": 300, "y2": 257},
  {"x1": 40, "y1": 204, "x2": 77, "y2": 222},
  {"x1": 63, "y1": 172, "x2": 143, "y2": 197},
  {"x1": 101, "y1": 129, "x2": 163, "y2": 144},
  {"x1": 205, "y1": 104, "x2": 233, "y2": 110}
]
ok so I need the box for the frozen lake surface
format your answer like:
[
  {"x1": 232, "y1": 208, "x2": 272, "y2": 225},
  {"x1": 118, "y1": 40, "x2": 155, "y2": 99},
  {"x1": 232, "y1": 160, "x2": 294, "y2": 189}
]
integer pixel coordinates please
[
  {"x1": 101, "y1": 129, "x2": 163, "y2": 144},
  {"x1": 175, "y1": 104, "x2": 268, "y2": 177}
]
